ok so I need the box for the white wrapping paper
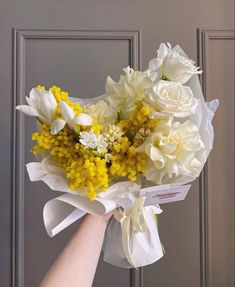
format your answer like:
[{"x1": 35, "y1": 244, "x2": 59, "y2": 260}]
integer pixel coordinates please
[{"x1": 27, "y1": 160, "x2": 165, "y2": 268}]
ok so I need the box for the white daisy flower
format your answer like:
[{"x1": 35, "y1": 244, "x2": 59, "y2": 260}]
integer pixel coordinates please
[
  {"x1": 79, "y1": 130, "x2": 108, "y2": 154},
  {"x1": 79, "y1": 130, "x2": 97, "y2": 149}
]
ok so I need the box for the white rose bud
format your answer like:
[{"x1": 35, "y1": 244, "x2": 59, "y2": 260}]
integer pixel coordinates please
[
  {"x1": 145, "y1": 80, "x2": 198, "y2": 118},
  {"x1": 148, "y1": 43, "x2": 202, "y2": 84},
  {"x1": 162, "y1": 50, "x2": 202, "y2": 84}
]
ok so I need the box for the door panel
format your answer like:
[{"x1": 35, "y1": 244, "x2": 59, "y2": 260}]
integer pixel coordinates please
[
  {"x1": 15, "y1": 29, "x2": 139, "y2": 287},
  {"x1": 198, "y1": 30, "x2": 235, "y2": 287},
  {"x1": 0, "y1": 1, "x2": 234, "y2": 286}
]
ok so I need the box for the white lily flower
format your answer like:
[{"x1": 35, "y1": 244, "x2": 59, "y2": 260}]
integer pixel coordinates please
[
  {"x1": 16, "y1": 88, "x2": 65, "y2": 135},
  {"x1": 60, "y1": 101, "x2": 93, "y2": 133},
  {"x1": 16, "y1": 88, "x2": 57, "y2": 125}
]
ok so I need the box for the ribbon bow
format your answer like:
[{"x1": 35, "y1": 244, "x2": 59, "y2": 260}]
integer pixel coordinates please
[{"x1": 114, "y1": 197, "x2": 148, "y2": 267}]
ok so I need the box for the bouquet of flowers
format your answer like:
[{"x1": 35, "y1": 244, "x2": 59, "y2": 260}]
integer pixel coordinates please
[{"x1": 16, "y1": 43, "x2": 218, "y2": 268}]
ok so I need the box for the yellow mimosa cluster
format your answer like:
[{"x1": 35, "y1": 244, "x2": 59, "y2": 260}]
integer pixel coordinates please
[
  {"x1": 49, "y1": 85, "x2": 83, "y2": 116},
  {"x1": 31, "y1": 89, "x2": 159, "y2": 200},
  {"x1": 32, "y1": 124, "x2": 109, "y2": 200},
  {"x1": 110, "y1": 137, "x2": 148, "y2": 181},
  {"x1": 118, "y1": 101, "x2": 160, "y2": 139}
]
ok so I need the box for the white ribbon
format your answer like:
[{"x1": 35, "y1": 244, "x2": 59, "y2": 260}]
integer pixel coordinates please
[
  {"x1": 114, "y1": 198, "x2": 147, "y2": 267},
  {"x1": 103, "y1": 202, "x2": 163, "y2": 268}
]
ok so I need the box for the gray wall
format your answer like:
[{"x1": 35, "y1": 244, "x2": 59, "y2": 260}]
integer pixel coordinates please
[{"x1": 0, "y1": 0, "x2": 234, "y2": 286}]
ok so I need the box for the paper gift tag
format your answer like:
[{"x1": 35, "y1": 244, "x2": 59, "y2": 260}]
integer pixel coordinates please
[{"x1": 141, "y1": 185, "x2": 191, "y2": 206}]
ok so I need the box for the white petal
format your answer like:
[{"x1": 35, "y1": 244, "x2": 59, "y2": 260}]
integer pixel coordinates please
[
  {"x1": 29, "y1": 88, "x2": 39, "y2": 101},
  {"x1": 40, "y1": 97, "x2": 54, "y2": 124},
  {"x1": 144, "y1": 160, "x2": 166, "y2": 184},
  {"x1": 150, "y1": 145, "x2": 164, "y2": 161},
  {"x1": 47, "y1": 90, "x2": 58, "y2": 110},
  {"x1": 51, "y1": 119, "x2": 66, "y2": 135},
  {"x1": 60, "y1": 101, "x2": 75, "y2": 122},
  {"x1": 74, "y1": 113, "x2": 93, "y2": 126},
  {"x1": 29, "y1": 88, "x2": 57, "y2": 124},
  {"x1": 16, "y1": 105, "x2": 38, "y2": 116},
  {"x1": 158, "y1": 43, "x2": 170, "y2": 58},
  {"x1": 25, "y1": 96, "x2": 37, "y2": 109},
  {"x1": 105, "y1": 76, "x2": 116, "y2": 94},
  {"x1": 29, "y1": 88, "x2": 42, "y2": 108},
  {"x1": 165, "y1": 160, "x2": 181, "y2": 177},
  {"x1": 148, "y1": 58, "x2": 162, "y2": 72},
  {"x1": 37, "y1": 115, "x2": 49, "y2": 124},
  {"x1": 146, "y1": 144, "x2": 165, "y2": 169}
]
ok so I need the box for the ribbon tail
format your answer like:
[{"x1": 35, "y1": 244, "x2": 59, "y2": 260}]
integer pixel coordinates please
[{"x1": 121, "y1": 217, "x2": 137, "y2": 268}]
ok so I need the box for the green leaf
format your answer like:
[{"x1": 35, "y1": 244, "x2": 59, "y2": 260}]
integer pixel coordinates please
[
  {"x1": 71, "y1": 129, "x2": 81, "y2": 142},
  {"x1": 161, "y1": 74, "x2": 170, "y2": 81},
  {"x1": 127, "y1": 128, "x2": 134, "y2": 143},
  {"x1": 36, "y1": 117, "x2": 44, "y2": 125},
  {"x1": 117, "y1": 111, "x2": 122, "y2": 123},
  {"x1": 91, "y1": 149, "x2": 99, "y2": 156}
]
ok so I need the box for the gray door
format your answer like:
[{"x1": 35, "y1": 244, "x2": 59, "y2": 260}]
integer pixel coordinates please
[{"x1": 0, "y1": 1, "x2": 234, "y2": 286}]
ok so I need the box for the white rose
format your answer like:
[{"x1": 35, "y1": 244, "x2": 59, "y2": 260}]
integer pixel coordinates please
[
  {"x1": 162, "y1": 51, "x2": 202, "y2": 84},
  {"x1": 84, "y1": 100, "x2": 116, "y2": 128},
  {"x1": 145, "y1": 80, "x2": 198, "y2": 118},
  {"x1": 148, "y1": 43, "x2": 202, "y2": 84},
  {"x1": 106, "y1": 66, "x2": 154, "y2": 118},
  {"x1": 138, "y1": 119, "x2": 205, "y2": 184}
]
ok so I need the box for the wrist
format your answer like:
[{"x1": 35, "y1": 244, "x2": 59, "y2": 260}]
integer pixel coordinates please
[{"x1": 83, "y1": 213, "x2": 112, "y2": 228}]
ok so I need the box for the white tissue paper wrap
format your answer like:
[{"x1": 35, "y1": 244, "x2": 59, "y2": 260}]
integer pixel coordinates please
[
  {"x1": 25, "y1": 45, "x2": 218, "y2": 269},
  {"x1": 27, "y1": 158, "x2": 164, "y2": 268}
]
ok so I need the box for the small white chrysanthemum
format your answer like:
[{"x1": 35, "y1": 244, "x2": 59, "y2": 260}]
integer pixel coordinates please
[
  {"x1": 79, "y1": 131, "x2": 97, "y2": 149},
  {"x1": 96, "y1": 135, "x2": 108, "y2": 154},
  {"x1": 79, "y1": 130, "x2": 107, "y2": 154}
]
